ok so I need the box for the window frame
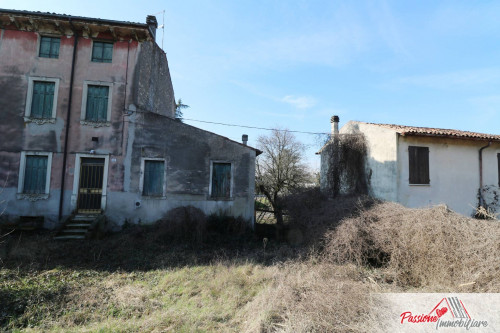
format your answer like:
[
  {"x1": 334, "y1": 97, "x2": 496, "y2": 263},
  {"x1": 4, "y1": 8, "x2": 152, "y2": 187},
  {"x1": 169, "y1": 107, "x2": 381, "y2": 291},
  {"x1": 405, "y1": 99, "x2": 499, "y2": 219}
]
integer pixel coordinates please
[
  {"x1": 408, "y1": 146, "x2": 430, "y2": 185},
  {"x1": 497, "y1": 153, "x2": 500, "y2": 187},
  {"x1": 80, "y1": 81, "x2": 113, "y2": 125},
  {"x1": 17, "y1": 151, "x2": 53, "y2": 200},
  {"x1": 24, "y1": 77, "x2": 60, "y2": 123},
  {"x1": 91, "y1": 40, "x2": 114, "y2": 63},
  {"x1": 139, "y1": 158, "x2": 167, "y2": 199},
  {"x1": 209, "y1": 161, "x2": 234, "y2": 200},
  {"x1": 38, "y1": 35, "x2": 61, "y2": 59}
]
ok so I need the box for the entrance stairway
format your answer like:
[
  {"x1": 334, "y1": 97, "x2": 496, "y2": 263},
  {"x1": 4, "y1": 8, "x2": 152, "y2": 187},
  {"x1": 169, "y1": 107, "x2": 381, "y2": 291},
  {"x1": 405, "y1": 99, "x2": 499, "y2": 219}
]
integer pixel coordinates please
[{"x1": 54, "y1": 214, "x2": 101, "y2": 240}]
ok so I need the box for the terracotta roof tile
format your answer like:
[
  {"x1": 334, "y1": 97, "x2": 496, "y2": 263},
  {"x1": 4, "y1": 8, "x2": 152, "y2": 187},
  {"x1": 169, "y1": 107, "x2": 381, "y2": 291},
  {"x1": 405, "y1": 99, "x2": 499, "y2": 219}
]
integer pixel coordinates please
[{"x1": 363, "y1": 122, "x2": 500, "y2": 141}]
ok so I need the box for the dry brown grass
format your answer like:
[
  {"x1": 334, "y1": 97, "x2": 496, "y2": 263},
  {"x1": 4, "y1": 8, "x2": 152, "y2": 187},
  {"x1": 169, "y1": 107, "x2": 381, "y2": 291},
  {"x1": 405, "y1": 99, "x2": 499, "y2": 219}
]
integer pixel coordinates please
[{"x1": 324, "y1": 201, "x2": 500, "y2": 292}]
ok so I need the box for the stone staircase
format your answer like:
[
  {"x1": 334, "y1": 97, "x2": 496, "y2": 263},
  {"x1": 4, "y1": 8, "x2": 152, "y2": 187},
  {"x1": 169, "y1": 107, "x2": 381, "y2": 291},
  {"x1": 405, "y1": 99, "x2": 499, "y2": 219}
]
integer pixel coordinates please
[{"x1": 54, "y1": 214, "x2": 101, "y2": 240}]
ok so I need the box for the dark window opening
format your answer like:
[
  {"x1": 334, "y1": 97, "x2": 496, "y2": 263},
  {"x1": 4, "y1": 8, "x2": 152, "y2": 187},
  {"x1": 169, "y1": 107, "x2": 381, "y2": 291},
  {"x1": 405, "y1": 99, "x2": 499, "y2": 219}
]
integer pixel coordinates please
[
  {"x1": 409, "y1": 146, "x2": 430, "y2": 185},
  {"x1": 39, "y1": 36, "x2": 60, "y2": 58},
  {"x1": 211, "y1": 162, "x2": 231, "y2": 198},
  {"x1": 23, "y1": 155, "x2": 48, "y2": 194},
  {"x1": 85, "y1": 85, "x2": 109, "y2": 122},
  {"x1": 31, "y1": 81, "x2": 55, "y2": 119},
  {"x1": 92, "y1": 41, "x2": 113, "y2": 63},
  {"x1": 143, "y1": 160, "x2": 164, "y2": 196}
]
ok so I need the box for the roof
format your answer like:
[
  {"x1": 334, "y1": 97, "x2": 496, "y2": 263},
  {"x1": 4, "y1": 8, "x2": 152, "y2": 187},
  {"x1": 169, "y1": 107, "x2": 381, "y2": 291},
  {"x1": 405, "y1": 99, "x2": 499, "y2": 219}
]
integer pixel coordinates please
[
  {"x1": 362, "y1": 122, "x2": 500, "y2": 142},
  {"x1": 0, "y1": 8, "x2": 148, "y2": 28}
]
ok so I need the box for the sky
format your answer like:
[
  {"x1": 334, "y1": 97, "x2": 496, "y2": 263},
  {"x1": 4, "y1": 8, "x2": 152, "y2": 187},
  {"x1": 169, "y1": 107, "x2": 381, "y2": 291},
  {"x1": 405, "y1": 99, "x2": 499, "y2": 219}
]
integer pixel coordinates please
[{"x1": 2, "y1": 0, "x2": 500, "y2": 170}]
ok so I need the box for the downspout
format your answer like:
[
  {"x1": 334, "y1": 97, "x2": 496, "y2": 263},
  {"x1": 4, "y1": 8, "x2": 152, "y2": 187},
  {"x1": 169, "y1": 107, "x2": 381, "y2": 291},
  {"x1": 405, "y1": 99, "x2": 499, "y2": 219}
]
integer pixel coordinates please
[
  {"x1": 478, "y1": 141, "x2": 492, "y2": 208},
  {"x1": 58, "y1": 20, "x2": 78, "y2": 221}
]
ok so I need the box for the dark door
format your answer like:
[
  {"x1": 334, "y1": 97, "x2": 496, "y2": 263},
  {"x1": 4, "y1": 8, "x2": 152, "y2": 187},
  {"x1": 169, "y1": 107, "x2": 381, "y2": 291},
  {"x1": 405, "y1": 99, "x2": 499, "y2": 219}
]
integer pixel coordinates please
[{"x1": 77, "y1": 158, "x2": 105, "y2": 214}]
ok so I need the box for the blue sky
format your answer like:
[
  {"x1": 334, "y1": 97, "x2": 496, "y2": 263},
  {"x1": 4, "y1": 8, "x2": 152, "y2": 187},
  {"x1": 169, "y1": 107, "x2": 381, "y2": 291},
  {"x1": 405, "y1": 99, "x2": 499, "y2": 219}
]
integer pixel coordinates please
[{"x1": 3, "y1": 0, "x2": 500, "y2": 170}]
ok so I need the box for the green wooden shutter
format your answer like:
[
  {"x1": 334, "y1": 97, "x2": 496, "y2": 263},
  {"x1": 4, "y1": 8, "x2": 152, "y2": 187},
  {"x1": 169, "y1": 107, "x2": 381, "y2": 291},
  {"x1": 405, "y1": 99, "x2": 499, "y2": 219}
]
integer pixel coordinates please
[
  {"x1": 102, "y1": 43, "x2": 113, "y2": 62},
  {"x1": 143, "y1": 161, "x2": 164, "y2": 196},
  {"x1": 39, "y1": 37, "x2": 60, "y2": 58},
  {"x1": 92, "y1": 42, "x2": 113, "y2": 62},
  {"x1": 31, "y1": 81, "x2": 54, "y2": 119},
  {"x1": 86, "y1": 85, "x2": 109, "y2": 121},
  {"x1": 92, "y1": 42, "x2": 103, "y2": 62},
  {"x1": 212, "y1": 163, "x2": 231, "y2": 198},
  {"x1": 23, "y1": 156, "x2": 48, "y2": 194}
]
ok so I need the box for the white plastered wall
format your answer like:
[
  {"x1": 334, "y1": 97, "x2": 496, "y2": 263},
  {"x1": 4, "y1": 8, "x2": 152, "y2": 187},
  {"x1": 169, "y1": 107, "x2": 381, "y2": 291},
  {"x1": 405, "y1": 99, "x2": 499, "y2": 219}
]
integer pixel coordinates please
[
  {"x1": 340, "y1": 121, "x2": 399, "y2": 201},
  {"x1": 397, "y1": 136, "x2": 500, "y2": 216}
]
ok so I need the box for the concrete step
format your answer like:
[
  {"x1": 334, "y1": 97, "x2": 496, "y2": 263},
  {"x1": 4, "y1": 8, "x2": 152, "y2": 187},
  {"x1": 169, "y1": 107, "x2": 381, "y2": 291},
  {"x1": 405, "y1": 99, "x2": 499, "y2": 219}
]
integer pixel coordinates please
[
  {"x1": 61, "y1": 228, "x2": 88, "y2": 233},
  {"x1": 65, "y1": 223, "x2": 92, "y2": 227},
  {"x1": 54, "y1": 235, "x2": 85, "y2": 240}
]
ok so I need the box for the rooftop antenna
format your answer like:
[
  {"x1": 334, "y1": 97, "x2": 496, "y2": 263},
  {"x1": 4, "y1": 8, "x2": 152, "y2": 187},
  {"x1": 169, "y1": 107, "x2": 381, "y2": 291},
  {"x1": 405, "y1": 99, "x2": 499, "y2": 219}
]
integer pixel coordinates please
[{"x1": 151, "y1": 10, "x2": 165, "y2": 50}]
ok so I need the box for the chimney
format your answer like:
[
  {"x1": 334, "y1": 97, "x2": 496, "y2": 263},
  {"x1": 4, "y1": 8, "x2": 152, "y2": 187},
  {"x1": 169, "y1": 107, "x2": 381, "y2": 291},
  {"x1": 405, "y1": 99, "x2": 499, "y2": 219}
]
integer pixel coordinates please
[
  {"x1": 331, "y1": 115, "x2": 339, "y2": 135},
  {"x1": 242, "y1": 134, "x2": 248, "y2": 145},
  {"x1": 146, "y1": 15, "x2": 158, "y2": 40}
]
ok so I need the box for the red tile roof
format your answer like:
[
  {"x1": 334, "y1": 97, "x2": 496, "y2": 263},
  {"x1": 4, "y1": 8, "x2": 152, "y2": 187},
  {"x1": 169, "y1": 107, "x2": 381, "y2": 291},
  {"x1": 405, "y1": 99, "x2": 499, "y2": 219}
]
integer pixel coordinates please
[{"x1": 363, "y1": 122, "x2": 500, "y2": 142}]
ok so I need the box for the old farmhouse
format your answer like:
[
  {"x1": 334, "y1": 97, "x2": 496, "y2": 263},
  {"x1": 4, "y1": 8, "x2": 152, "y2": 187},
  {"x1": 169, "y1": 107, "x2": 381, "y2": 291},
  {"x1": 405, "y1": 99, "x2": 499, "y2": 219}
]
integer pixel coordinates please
[
  {"x1": 0, "y1": 9, "x2": 260, "y2": 233},
  {"x1": 319, "y1": 116, "x2": 500, "y2": 217}
]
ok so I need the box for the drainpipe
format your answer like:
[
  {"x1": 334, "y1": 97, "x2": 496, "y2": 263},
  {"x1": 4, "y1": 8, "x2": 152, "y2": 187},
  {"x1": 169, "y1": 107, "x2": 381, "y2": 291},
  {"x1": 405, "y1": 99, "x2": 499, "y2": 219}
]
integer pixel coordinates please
[
  {"x1": 58, "y1": 20, "x2": 78, "y2": 221},
  {"x1": 478, "y1": 141, "x2": 492, "y2": 208}
]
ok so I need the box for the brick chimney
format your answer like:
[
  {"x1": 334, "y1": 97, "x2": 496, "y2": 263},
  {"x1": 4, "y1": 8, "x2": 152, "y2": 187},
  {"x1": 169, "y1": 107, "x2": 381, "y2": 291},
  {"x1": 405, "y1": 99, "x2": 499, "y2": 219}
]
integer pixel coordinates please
[
  {"x1": 331, "y1": 115, "x2": 339, "y2": 135},
  {"x1": 146, "y1": 15, "x2": 158, "y2": 40}
]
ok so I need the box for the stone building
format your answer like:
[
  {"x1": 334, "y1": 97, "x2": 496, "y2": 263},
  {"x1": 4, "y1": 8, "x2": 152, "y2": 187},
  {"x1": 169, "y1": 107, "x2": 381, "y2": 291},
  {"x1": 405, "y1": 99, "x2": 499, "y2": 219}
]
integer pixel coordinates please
[{"x1": 0, "y1": 9, "x2": 260, "y2": 233}]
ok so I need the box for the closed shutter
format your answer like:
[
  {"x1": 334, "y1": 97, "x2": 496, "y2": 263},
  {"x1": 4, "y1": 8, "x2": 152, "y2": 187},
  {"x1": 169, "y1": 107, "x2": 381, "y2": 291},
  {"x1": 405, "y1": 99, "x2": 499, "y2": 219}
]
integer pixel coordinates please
[
  {"x1": 23, "y1": 156, "x2": 48, "y2": 194},
  {"x1": 143, "y1": 161, "x2": 164, "y2": 196},
  {"x1": 31, "y1": 81, "x2": 55, "y2": 118},
  {"x1": 211, "y1": 163, "x2": 231, "y2": 198},
  {"x1": 39, "y1": 37, "x2": 60, "y2": 58},
  {"x1": 409, "y1": 146, "x2": 429, "y2": 184},
  {"x1": 86, "y1": 85, "x2": 109, "y2": 121},
  {"x1": 92, "y1": 41, "x2": 113, "y2": 62}
]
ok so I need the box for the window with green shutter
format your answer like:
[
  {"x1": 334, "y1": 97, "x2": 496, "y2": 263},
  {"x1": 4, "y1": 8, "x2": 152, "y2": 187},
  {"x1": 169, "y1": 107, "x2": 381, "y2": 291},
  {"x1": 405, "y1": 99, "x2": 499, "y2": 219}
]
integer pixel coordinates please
[
  {"x1": 408, "y1": 146, "x2": 430, "y2": 185},
  {"x1": 23, "y1": 155, "x2": 48, "y2": 194},
  {"x1": 85, "y1": 85, "x2": 109, "y2": 122},
  {"x1": 31, "y1": 81, "x2": 55, "y2": 119},
  {"x1": 39, "y1": 36, "x2": 60, "y2": 58},
  {"x1": 143, "y1": 160, "x2": 165, "y2": 196},
  {"x1": 211, "y1": 163, "x2": 231, "y2": 198},
  {"x1": 92, "y1": 41, "x2": 113, "y2": 63}
]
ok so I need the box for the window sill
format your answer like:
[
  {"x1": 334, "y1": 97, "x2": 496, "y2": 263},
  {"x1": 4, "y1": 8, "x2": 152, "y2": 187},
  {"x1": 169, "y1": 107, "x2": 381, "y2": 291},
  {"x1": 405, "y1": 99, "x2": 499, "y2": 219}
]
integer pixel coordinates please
[
  {"x1": 409, "y1": 184, "x2": 430, "y2": 186},
  {"x1": 24, "y1": 117, "x2": 56, "y2": 125},
  {"x1": 208, "y1": 197, "x2": 234, "y2": 201},
  {"x1": 142, "y1": 195, "x2": 167, "y2": 200},
  {"x1": 80, "y1": 120, "x2": 111, "y2": 128},
  {"x1": 17, "y1": 193, "x2": 49, "y2": 201}
]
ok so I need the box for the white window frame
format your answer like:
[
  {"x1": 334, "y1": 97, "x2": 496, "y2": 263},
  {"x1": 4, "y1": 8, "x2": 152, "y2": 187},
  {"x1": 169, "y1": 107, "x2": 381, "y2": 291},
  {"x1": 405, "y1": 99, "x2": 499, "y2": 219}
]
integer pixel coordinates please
[
  {"x1": 139, "y1": 158, "x2": 167, "y2": 199},
  {"x1": 17, "y1": 151, "x2": 53, "y2": 200},
  {"x1": 80, "y1": 80, "x2": 113, "y2": 126},
  {"x1": 209, "y1": 160, "x2": 234, "y2": 200},
  {"x1": 24, "y1": 77, "x2": 60, "y2": 124},
  {"x1": 70, "y1": 153, "x2": 110, "y2": 211}
]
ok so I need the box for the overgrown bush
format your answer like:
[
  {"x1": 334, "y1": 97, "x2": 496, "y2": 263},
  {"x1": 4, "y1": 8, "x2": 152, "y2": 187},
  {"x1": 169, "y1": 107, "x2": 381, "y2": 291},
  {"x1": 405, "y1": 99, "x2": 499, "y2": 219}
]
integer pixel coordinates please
[
  {"x1": 207, "y1": 212, "x2": 249, "y2": 237},
  {"x1": 154, "y1": 206, "x2": 207, "y2": 245},
  {"x1": 324, "y1": 201, "x2": 500, "y2": 291}
]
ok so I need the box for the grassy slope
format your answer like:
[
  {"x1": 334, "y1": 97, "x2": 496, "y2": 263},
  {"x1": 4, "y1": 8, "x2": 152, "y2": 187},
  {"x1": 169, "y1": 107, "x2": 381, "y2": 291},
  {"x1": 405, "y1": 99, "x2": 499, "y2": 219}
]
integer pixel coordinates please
[{"x1": 1, "y1": 196, "x2": 499, "y2": 332}]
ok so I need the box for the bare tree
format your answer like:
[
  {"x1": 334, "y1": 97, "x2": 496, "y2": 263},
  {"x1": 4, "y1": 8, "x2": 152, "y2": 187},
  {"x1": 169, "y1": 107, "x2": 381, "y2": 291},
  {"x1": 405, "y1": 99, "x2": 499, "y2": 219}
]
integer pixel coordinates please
[{"x1": 256, "y1": 129, "x2": 309, "y2": 225}]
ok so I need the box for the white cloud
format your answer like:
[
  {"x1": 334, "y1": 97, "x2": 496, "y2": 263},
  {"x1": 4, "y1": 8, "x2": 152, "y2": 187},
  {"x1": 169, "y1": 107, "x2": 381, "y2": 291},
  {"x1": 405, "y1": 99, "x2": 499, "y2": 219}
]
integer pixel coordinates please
[{"x1": 281, "y1": 95, "x2": 317, "y2": 109}]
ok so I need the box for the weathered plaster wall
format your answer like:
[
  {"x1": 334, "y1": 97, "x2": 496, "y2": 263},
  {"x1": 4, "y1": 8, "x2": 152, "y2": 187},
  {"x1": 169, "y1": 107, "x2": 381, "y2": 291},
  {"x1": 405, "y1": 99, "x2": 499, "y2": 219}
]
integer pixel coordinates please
[
  {"x1": 132, "y1": 41, "x2": 175, "y2": 118},
  {"x1": 397, "y1": 137, "x2": 500, "y2": 216},
  {"x1": 339, "y1": 121, "x2": 399, "y2": 201},
  {"x1": 102, "y1": 112, "x2": 256, "y2": 228}
]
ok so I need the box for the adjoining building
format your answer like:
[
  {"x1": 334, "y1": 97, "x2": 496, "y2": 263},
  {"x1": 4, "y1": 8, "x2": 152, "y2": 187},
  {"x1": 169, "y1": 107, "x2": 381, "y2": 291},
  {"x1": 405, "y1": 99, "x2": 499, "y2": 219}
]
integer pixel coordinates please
[
  {"x1": 0, "y1": 9, "x2": 260, "y2": 232},
  {"x1": 318, "y1": 116, "x2": 500, "y2": 216}
]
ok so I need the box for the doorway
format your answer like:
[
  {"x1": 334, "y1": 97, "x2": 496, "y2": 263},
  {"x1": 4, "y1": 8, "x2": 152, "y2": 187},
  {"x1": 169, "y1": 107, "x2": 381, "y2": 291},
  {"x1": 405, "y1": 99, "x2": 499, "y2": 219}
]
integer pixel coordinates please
[{"x1": 77, "y1": 158, "x2": 105, "y2": 214}]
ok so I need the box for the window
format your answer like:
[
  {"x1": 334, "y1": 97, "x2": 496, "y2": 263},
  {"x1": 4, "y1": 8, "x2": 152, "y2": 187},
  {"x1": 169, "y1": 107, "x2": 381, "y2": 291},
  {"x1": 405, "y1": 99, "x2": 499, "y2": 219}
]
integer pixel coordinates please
[
  {"x1": 210, "y1": 162, "x2": 232, "y2": 198},
  {"x1": 141, "y1": 160, "x2": 165, "y2": 197},
  {"x1": 39, "y1": 36, "x2": 60, "y2": 58},
  {"x1": 497, "y1": 153, "x2": 500, "y2": 187},
  {"x1": 17, "y1": 152, "x2": 53, "y2": 198},
  {"x1": 408, "y1": 146, "x2": 429, "y2": 185},
  {"x1": 85, "y1": 85, "x2": 109, "y2": 121},
  {"x1": 81, "y1": 81, "x2": 113, "y2": 124},
  {"x1": 25, "y1": 77, "x2": 60, "y2": 122},
  {"x1": 92, "y1": 41, "x2": 113, "y2": 63}
]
